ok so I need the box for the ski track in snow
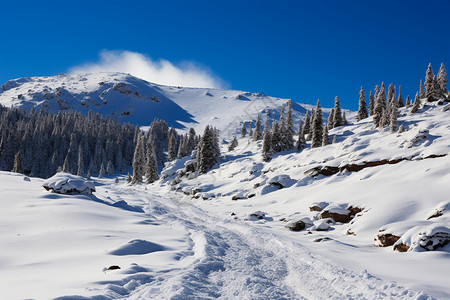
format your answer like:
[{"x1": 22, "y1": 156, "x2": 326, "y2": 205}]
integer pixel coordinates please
[{"x1": 83, "y1": 185, "x2": 430, "y2": 300}]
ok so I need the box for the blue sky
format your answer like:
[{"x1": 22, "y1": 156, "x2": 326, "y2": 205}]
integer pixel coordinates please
[{"x1": 1, "y1": 0, "x2": 449, "y2": 110}]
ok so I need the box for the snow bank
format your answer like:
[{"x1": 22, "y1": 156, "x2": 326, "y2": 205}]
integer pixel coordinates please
[{"x1": 43, "y1": 172, "x2": 95, "y2": 194}]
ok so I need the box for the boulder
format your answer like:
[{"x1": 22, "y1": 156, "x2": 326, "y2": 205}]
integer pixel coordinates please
[
  {"x1": 43, "y1": 172, "x2": 95, "y2": 194},
  {"x1": 285, "y1": 220, "x2": 305, "y2": 231},
  {"x1": 319, "y1": 205, "x2": 351, "y2": 223},
  {"x1": 248, "y1": 211, "x2": 266, "y2": 220},
  {"x1": 268, "y1": 174, "x2": 294, "y2": 189},
  {"x1": 374, "y1": 232, "x2": 400, "y2": 247},
  {"x1": 309, "y1": 201, "x2": 329, "y2": 212}
]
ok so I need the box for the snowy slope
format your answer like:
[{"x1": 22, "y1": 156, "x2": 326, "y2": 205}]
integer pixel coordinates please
[{"x1": 0, "y1": 72, "x2": 327, "y2": 137}]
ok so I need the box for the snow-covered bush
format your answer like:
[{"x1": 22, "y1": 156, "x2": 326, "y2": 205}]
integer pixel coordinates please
[{"x1": 43, "y1": 172, "x2": 95, "y2": 194}]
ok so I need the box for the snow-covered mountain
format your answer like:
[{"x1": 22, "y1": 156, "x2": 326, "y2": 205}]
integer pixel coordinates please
[
  {"x1": 0, "y1": 72, "x2": 449, "y2": 299},
  {"x1": 0, "y1": 72, "x2": 327, "y2": 137}
]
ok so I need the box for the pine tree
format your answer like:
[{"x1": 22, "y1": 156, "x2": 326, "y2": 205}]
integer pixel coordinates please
[
  {"x1": 197, "y1": 126, "x2": 220, "y2": 173},
  {"x1": 301, "y1": 111, "x2": 310, "y2": 139},
  {"x1": 77, "y1": 144, "x2": 84, "y2": 176},
  {"x1": 167, "y1": 131, "x2": 177, "y2": 162},
  {"x1": 262, "y1": 112, "x2": 272, "y2": 160},
  {"x1": 332, "y1": 96, "x2": 343, "y2": 128},
  {"x1": 387, "y1": 83, "x2": 396, "y2": 107},
  {"x1": 405, "y1": 95, "x2": 411, "y2": 107},
  {"x1": 398, "y1": 86, "x2": 404, "y2": 107},
  {"x1": 131, "y1": 135, "x2": 145, "y2": 184},
  {"x1": 307, "y1": 109, "x2": 315, "y2": 141},
  {"x1": 425, "y1": 63, "x2": 435, "y2": 101},
  {"x1": 437, "y1": 62, "x2": 448, "y2": 97},
  {"x1": 241, "y1": 122, "x2": 247, "y2": 138},
  {"x1": 327, "y1": 108, "x2": 334, "y2": 129},
  {"x1": 106, "y1": 160, "x2": 114, "y2": 174},
  {"x1": 296, "y1": 119, "x2": 305, "y2": 152},
  {"x1": 253, "y1": 115, "x2": 262, "y2": 141},
  {"x1": 357, "y1": 86, "x2": 368, "y2": 121},
  {"x1": 285, "y1": 100, "x2": 295, "y2": 149},
  {"x1": 322, "y1": 126, "x2": 329, "y2": 146},
  {"x1": 379, "y1": 108, "x2": 388, "y2": 129},
  {"x1": 342, "y1": 111, "x2": 348, "y2": 125},
  {"x1": 419, "y1": 80, "x2": 425, "y2": 98},
  {"x1": 389, "y1": 99, "x2": 398, "y2": 133},
  {"x1": 271, "y1": 122, "x2": 281, "y2": 152},
  {"x1": 63, "y1": 155, "x2": 69, "y2": 172},
  {"x1": 311, "y1": 100, "x2": 323, "y2": 148},
  {"x1": 98, "y1": 162, "x2": 105, "y2": 178},
  {"x1": 11, "y1": 152, "x2": 23, "y2": 174},
  {"x1": 228, "y1": 136, "x2": 238, "y2": 151},
  {"x1": 145, "y1": 139, "x2": 159, "y2": 183},
  {"x1": 411, "y1": 92, "x2": 421, "y2": 113},
  {"x1": 368, "y1": 90, "x2": 375, "y2": 116},
  {"x1": 373, "y1": 95, "x2": 383, "y2": 127}
]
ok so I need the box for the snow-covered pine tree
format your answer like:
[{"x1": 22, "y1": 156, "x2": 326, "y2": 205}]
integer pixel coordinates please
[
  {"x1": 373, "y1": 94, "x2": 383, "y2": 127},
  {"x1": 262, "y1": 120, "x2": 272, "y2": 162},
  {"x1": 357, "y1": 86, "x2": 368, "y2": 121},
  {"x1": 77, "y1": 144, "x2": 84, "y2": 176},
  {"x1": 322, "y1": 126, "x2": 329, "y2": 146},
  {"x1": 285, "y1": 100, "x2": 295, "y2": 149},
  {"x1": 398, "y1": 86, "x2": 404, "y2": 107},
  {"x1": 327, "y1": 108, "x2": 334, "y2": 129},
  {"x1": 368, "y1": 90, "x2": 375, "y2": 116},
  {"x1": 419, "y1": 80, "x2": 425, "y2": 98},
  {"x1": 379, "y1": 108, "x2": 388, "y2": 129},
  {"x1": 271, "y1": 122, "x2": 281, "y2": 152},
  {"x1": 379, "y1": 82, "x2": 387, "y2": 110},
  {"x1": 342, "y1": 111, "x2": 348, "y2": 125},
  {"x1": 167, "y1": 131, "x2": 177, "y2": 162},
  {"x1": 63, "y1": 155, "x2": 69, "y2": 172},
  {"x1": 389, "y1": 95, "x2": 398, "y2": 133},
  {"x1": 241, "y1": 122, "x2": 247, "y2": 138},
  {"x1": 387, "y1": 83, "x2": 395, "y2": 107},
  {"x1": 437, "y1": 62, "x2": 448, "y2": 97},
  {"x1": 11, "y1": 151, "x2": 23, "y2": 174},
  {"x1": 332, "y1": 96, "x2": 343, "y2": 128},
  {"x1": 296, "y1": 119, "x2": 305, "y2": 151},
  {"x1": 425, "y1": 63, "x2": 435, "y2": 101},
  {"x1": 253, "y1": 115, "x2": 262, "y2": 141},
  {"x1": 405, "y1": 95, "x2": 411, "y2": 107},
  {"x1": 98, "y1": 162, "x2": 105, "y2": 178},
  {"x1": 411, "y1": 92, "x2": 421, "y2": 113},
  {"x1": 301, "y1": 111, "x2": 310, "y2": 139},
  {"x1": 197, "y1": 126, "x2": 220, "y2": 173},
  {"x1": 311, "y1": 100, "x2": 323, "y2": 148},
  {"x1": 307, "y1": 109, "x2": 315, "y2": 141},
  {"x1": 145, "y1": 138, "x2": 159, "y2": 183},
  {"x1": 228, "y1": 136, "x2": 238, "y2": 151},
  {"x1": 131, "y1": 135, "x2": 145, "y2": 184},
  {"x1": 106, "y1": 160, "x2": 114, "y2": 174}
]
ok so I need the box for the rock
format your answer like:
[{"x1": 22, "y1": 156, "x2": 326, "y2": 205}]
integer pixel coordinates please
[
  {"x1": 268, "y1": 174, "x2": 293, "y2": 189},
  {"x1": 393, "y1": 243, "x2": 410, "y2": 252},
  {"x1": 285, "y1": 220, "x2": 305, "y2": 231},
  {"x1": 249, "y1": 211, "x2": 266, "y2": 219},
  {"x1": 314, "y1": 220, "x2": 331, "y2": 231},
  {"x1": 374, "y1": 232, "x2": 401, "y2": 247},
  {"x1": 313, "y1": 237, "x2": 331, "y2": 242},
  {"x1": 319, "y1": 205, "x2": 351, "y2": 223},
  {"x1": 427, "y1": 202, "x2": 448, "y2": 220},
  {"x1": 418, "y1": 232, "x2": 450, "y2": 251},
  {"x1": 43, "y1": 172, "x2": 95, "y2": 194},
  {"x1": 309, "y1": 202, "x2": 329, "y2": 212}
]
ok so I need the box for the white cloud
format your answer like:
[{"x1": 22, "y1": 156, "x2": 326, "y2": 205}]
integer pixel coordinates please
[{"x1": 69, "y1": 50, "x2": 225, "y2": 88}]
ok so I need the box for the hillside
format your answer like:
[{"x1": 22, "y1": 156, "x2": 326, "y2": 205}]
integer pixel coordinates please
[{"x1": 0, "y1": 72, "x2": 329, "y2": 137}]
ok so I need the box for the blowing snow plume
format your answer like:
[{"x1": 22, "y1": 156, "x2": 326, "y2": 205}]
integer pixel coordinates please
[{"x1": 69, "y1": 50, "x2": 224, "y2": 88}]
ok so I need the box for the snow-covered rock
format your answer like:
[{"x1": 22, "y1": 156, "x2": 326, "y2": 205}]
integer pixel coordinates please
[{"x1": 43, "y1": 172, "x2": 95, "y2": 194}]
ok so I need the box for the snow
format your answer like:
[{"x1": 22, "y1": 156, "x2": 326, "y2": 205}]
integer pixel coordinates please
[
  {"x1": 0, "y1": 74, "x2": 449, "y2": 299},
  {"x1": 43, "y1": 172, "x2": 95, "y2": 194}
]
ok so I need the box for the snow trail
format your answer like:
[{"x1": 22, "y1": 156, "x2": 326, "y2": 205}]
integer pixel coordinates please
[{"x1": 95, "y1": 185, "x2": 430, "y2": 300}]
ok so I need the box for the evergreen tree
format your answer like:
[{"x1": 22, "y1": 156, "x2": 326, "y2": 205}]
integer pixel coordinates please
[
  {"x1": 327, "y1": 108, "x2": 334, "y2": 129},
  {"x1": 167, "y1": 131, "x2": 177, "y2": 162},
  {"x1": 253, "y1": 115, "x2": 262, "y2": 141},
  {"x1": 98, "y1": 162, "x2": 105, "y2": 178},
  {"x1": 131, "y1": 135, "x2": 145, "y2": 184},
  {"x1": 332, "y1": 96, "x2": 343, "y2": 128},
  {"x1": 62, "y1": 155, "x2": 69, "y2": 172},
  {"x1": 368, "y1": 90, "x2": 375, "y2": 116},
  {"x1": 11, "y1": 152, "x2": 23, "y2": 174},
  {"x1": 405, "y1": 95, "x2": 411, "y2": 107},
  {"x1": 390, "y1": 96, "x2": 398, "y2": 133},
  {"x1": 262, "y1": 123, "x2": 272, "y2": 162},
  {"x1": 379, "y1": 108, "x2": 388, "y2": 129},
  {"x1": 197, "y1": 126, "x2": 220, "y2": 173},
  {"x1": 379, "y1": 82, "x2": 387, "y2": 110},
  {"x1": 228, "y1": 136, "x2": 238, "y2": 151},
  {"x1": 398, "y1": 86, "x2": 404, "y2": 107},
  {"x1": 285, "y1": 100, "x2": 295, "y2": 149},
  {"x1": 106, "y1": 160, "x2": 114, "y2": 174},
  {"x1": 373, "y1": 95, "x2": 383, "y2": 127},
  {"x1": 387, "y1": 83, "x2": 396, "y2": 107},
  {"x1": 437, "y1": 62, "x2": 448, "y2": 97},
  {"x1": 307, "y1": 109, "x2": 315, "y2": 141},
  {"x1": 145, "y1": 139, "x2": 159, "y2": 183},
  {"x1": 311, "y1": 100, "x2": 323, "y2": 148},
  {"x1": 271, "y1": 121, "x2": 281, "y2": 152},
  {"x1": 425, "y1": 63, "x2": 435, "y2": 101},
  {"x1": 301, "y1": 111, "x2": 310, "y2": 139},
  {"x1": 322, "y1": 126, "x2": 329, "y2": 146},
  {"x1": 419, "y1": 80, "x2": 425, "y2": 98},
  {"x1": 342, "y1": 111, "x2": 348, "y2": 125},
  {"x1": 411, "y1": 92, "x2": 421, "y2": 113},
  {"x1": 241, "y1": 122, "x2": 247, "y2": 138},
  {"x1": 77, "y1": 144, "x2": 84, "y2": 176},
  {"x1": 296, "y1": 119, "x2": 305, "y2": 151},
  {"x1": 357, "y1": 86, "x2": 368, "y2": 121}
]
